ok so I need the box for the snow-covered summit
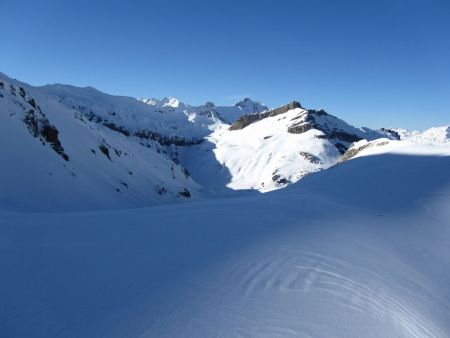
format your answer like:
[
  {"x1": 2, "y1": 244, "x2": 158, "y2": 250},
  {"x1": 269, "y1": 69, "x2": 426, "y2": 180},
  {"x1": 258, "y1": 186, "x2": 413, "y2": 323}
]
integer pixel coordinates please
[
  {"x1": 392, "y1": 125, "x2": 450, "y2": 145},
  {"x1": 181, "y1": 101, "x2": 398, "y2": 192},
  {"x1": 234, "y1": 97, "x2": 268, "y2": 112},
  {"x1": 139, "y1": 96, "x2": 187, "y2": 109},
  {"x1": 1, "y1": 71, "x2": 448, "y2": 210},
  {"x1": 139, "y1": 95, "x2": 268, "y2": 126}
]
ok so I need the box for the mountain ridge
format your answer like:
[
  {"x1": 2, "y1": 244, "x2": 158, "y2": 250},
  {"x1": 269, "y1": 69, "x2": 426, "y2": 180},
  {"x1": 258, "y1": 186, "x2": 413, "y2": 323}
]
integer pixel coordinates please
[{"x1": 1, "y1": 71, "x2": 448, "y2": 210}]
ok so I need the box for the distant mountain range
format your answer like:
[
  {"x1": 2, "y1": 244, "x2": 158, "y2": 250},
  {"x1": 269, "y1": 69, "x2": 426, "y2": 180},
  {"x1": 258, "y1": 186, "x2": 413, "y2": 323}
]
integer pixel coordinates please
[{"x1": 0, "y1": 72, "x2": 448, "y2": 211}]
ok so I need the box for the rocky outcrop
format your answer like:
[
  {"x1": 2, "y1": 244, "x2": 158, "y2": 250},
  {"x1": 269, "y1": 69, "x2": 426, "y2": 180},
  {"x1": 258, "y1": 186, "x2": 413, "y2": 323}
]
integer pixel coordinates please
[
  {"x1": 287, "y1": 109, "x2": 363, "y2": 152},
  {"x1": 287, "y1": 123, "x2": 312, "y2": 134},
  {"x1": 178, "y1": 188, "x2": 191, "y2": 198},
  {"x1": 340, "y1": 139, "x2": 390, "y2": 162},
  {"x1": 19, "y1": 89, "x2": 69, "y2": 161},
  {"x1": 134, "y1": 129, "x2": 202, "y2": 147},
  {"x1": 229, "y1": 101, "x2": 302, "y2": 130},
  {"x1": 299, "y1": 151, "x2": 322, "y2": 164},
  {"x1": 41, "y1": 122, "x2": 69, "y2": 161},
  {"x1": 103, "y1": 122, "x2": 130, "y2": 137},
  {"x1": 381, "y1": 128, "x2": 401, "y2": 140},
  {"x1": 99, "y1": 143, "x2": 111, "y2": 160}
]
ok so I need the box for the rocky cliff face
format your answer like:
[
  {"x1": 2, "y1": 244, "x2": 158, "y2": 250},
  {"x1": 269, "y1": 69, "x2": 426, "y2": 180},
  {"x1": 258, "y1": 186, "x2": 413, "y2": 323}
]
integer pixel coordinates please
[
  {"x1": 3, "y1": 81, "x2": 70, "y2": 161},
  {"x1": 229, "y1": 101, "x2": 302, "y2": 130},
  {"x1": 229, "y1": 101, "x2": 381, "y2": 154}
]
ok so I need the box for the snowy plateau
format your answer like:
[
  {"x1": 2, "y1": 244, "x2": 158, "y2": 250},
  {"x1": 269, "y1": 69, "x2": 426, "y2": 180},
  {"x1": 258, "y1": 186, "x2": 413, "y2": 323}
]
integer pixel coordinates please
[{"x1": 1, "y1": 72, "x2": 450, "y2": 337}]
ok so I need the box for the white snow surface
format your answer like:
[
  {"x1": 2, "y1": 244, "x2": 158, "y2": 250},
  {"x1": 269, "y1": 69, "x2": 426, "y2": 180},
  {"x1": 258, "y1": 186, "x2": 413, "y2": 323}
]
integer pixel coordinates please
[
  {"x1": 0, "y1": 73, "x2": 207, "y2": 211},
  {"x1": 1, "y1": 72, "x2": 450, "y2": 337},
  {"x1": 1, "y1": 72, "x2": 449, "y2": 211},
  {"x1": 0, "y1": 73, "x2": 274, "y2": 211},
  {"x1": 183, "y1": 107, "x2": 394, "y2": 192},
  {"x1": 393, "y1": 126, "x2": 450, "y2": 145},
  {"x1": 0, "y1": 72, "x2": 387, "y2": 210},
  {"x1": 1, "y1": 143, "x2": 450, "y2": 337}
]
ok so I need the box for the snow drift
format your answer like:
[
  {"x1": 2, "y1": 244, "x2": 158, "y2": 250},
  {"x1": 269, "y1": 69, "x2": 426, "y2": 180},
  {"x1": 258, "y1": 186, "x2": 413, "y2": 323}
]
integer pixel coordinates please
[{"x1": 1, "y1": 143, "x2": 450, "y2": 337}]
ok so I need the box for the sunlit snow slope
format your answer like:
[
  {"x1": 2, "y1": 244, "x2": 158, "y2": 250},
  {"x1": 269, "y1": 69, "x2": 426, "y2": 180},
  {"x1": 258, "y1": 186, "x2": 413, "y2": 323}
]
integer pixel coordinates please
[
  {"x1": 2, "y1": 143, "x2": 450, "y2": 337},
  {"x1": 0, "y1": 73, "x2": 267, "y2": 210},
  {"x1": 182, "y1": 101, "x2": 393, "y2": 191}
]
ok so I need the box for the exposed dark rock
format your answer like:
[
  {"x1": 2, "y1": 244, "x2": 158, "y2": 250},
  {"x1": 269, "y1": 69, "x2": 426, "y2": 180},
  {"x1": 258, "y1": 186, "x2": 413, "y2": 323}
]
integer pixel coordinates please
[
  {"x1": 299, "y1": 151, "x2": 322, "y2": 164},
  {"x1": 182, "y1": 167, "x2": 190, "y2": 179},
  {"x1": 134, "y1": 129, "x2": 202, "y2": 147},
  {"x1": 113, "y1": 148, "x2": 122, "y2": 157},
  {"x1": 19, "y1": 87, "x2": 26, "y2": 98},
  {"x1": 329, "y1": 131, "x2": 361, "y2": 143},
  {"x1": 229, "y1": 101, "x2": 302, "y2": 130},
  {"x1": 287, "y1": 109, "x2": 362, "y2": 153},
  {"x1": 178, "y1": 188, "x2": 191, "y2": 198},
  {"x1": 21, "y1": 98, "x2": 69, "y2": 161},
  {"x1": 308, "y1": 109, "x2": 328, "y2": 117},
  {"x1": 86, "y1": 111, "x2": 103, "y2": 123},
  {"x1": 99, "y1": 144, "x2": 111, "y2": 160},
  {"x1": 28, "y1": 98, "x2": 36, "y2": 109},
  {"x1": 103, "y1": 122, "x2": 130, "y2": 136},
  {"x1": 287, "y1": 123, "x2": 312, "y2": 134},
  {"x1": 0, "y1": 81, "x2": 4, "y2": 89},
  {"x1": 340, "y1": 140, "x2": 389, "y2": 162},
  {"x1": 40, "y1": 122, "x2": 69, "y2": 161},
  {"x1": 272, "y1": 174, "x2": 289, "y2": 185},
  {"x1": 155, "y1": 185, "x2": 167, "y2": 195},
  {"x1": 335, "y1": 143, "x2": 348, "y2": 154},
  {"x1": 381, "y1": 128, "x2": 401, "y2": 140},
  {"x1": 272, "y1": 170, "x2": 290, "y2": 185},
  {"x1": 23, "y1": 110, "x2": 39, "y2": 137}
]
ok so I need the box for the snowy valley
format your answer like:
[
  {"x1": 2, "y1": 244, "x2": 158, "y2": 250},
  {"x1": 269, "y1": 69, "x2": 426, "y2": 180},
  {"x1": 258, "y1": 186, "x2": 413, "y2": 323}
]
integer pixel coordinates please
[
  {"x1": 1, "y1": 72, "x2": 450, "y2": 337},
  {"x1": 3, "y1": 72, "x2": 447, "y2": 210}
]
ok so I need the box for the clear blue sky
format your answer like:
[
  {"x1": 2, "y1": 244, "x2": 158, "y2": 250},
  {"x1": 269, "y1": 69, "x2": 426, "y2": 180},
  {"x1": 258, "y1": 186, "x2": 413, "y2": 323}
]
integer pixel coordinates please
[{"x1": 2, "y1": 0, "x2": 449, "y2": 130}]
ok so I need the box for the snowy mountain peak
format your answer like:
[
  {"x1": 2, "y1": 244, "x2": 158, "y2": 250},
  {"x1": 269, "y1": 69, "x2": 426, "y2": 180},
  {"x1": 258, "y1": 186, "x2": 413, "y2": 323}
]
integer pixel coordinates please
[
  {"x1": 1, "y1": 71, "x2": 448, "y2": 210},
  {"x1": 204, "y1": 101, "x2": 215, "y2": 108},
  {"x1": 139, "y1": 97, "x2": 159, "y2": 106},
  {"x1": 233, "y1": 97, "x2": 268, "y2": 112},
  {"x1": 391, "y1": 125, "x2": 450, "y2": 145},
  {"x1": 160, "y1": 97, "x2": 183, "y2": 108},
  {"x1": 139, "y1": 96, "x2": 187, "y2": 109}
]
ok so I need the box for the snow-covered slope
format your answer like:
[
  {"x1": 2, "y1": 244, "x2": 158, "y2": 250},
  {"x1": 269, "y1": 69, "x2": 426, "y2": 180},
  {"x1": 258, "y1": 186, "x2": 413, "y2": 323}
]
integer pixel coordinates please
[
  {"x1": 1, "y1": 71, "x2": 447, "y2": 211},
  {"x1": 0, "y1": 73, "x2": 206, "y2": 211},
  {"x1": 392, "y1": 126, "x2": 450, "y2": 145},
  {"x1": 2, "y1": 143, "x2": 449, "y2": 337},
  {"x1": 0, "y1": 73, "x2": 270, "y2": 210},
  {"x1": 182, "y1": 101, "x2": 393, "y2": 192}
]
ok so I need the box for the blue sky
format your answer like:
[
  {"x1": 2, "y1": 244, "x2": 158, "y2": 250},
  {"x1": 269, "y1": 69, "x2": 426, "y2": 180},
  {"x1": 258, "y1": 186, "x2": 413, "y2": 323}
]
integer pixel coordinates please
[{"x1": 2, "y1": 0, "x2": 449, "y2": 129}]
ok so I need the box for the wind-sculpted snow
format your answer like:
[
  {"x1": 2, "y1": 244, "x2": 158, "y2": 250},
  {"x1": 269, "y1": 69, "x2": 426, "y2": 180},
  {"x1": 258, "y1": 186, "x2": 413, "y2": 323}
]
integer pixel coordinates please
[{"x1": 1, "y1": 148, "x2": 450, "y2": 337}]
